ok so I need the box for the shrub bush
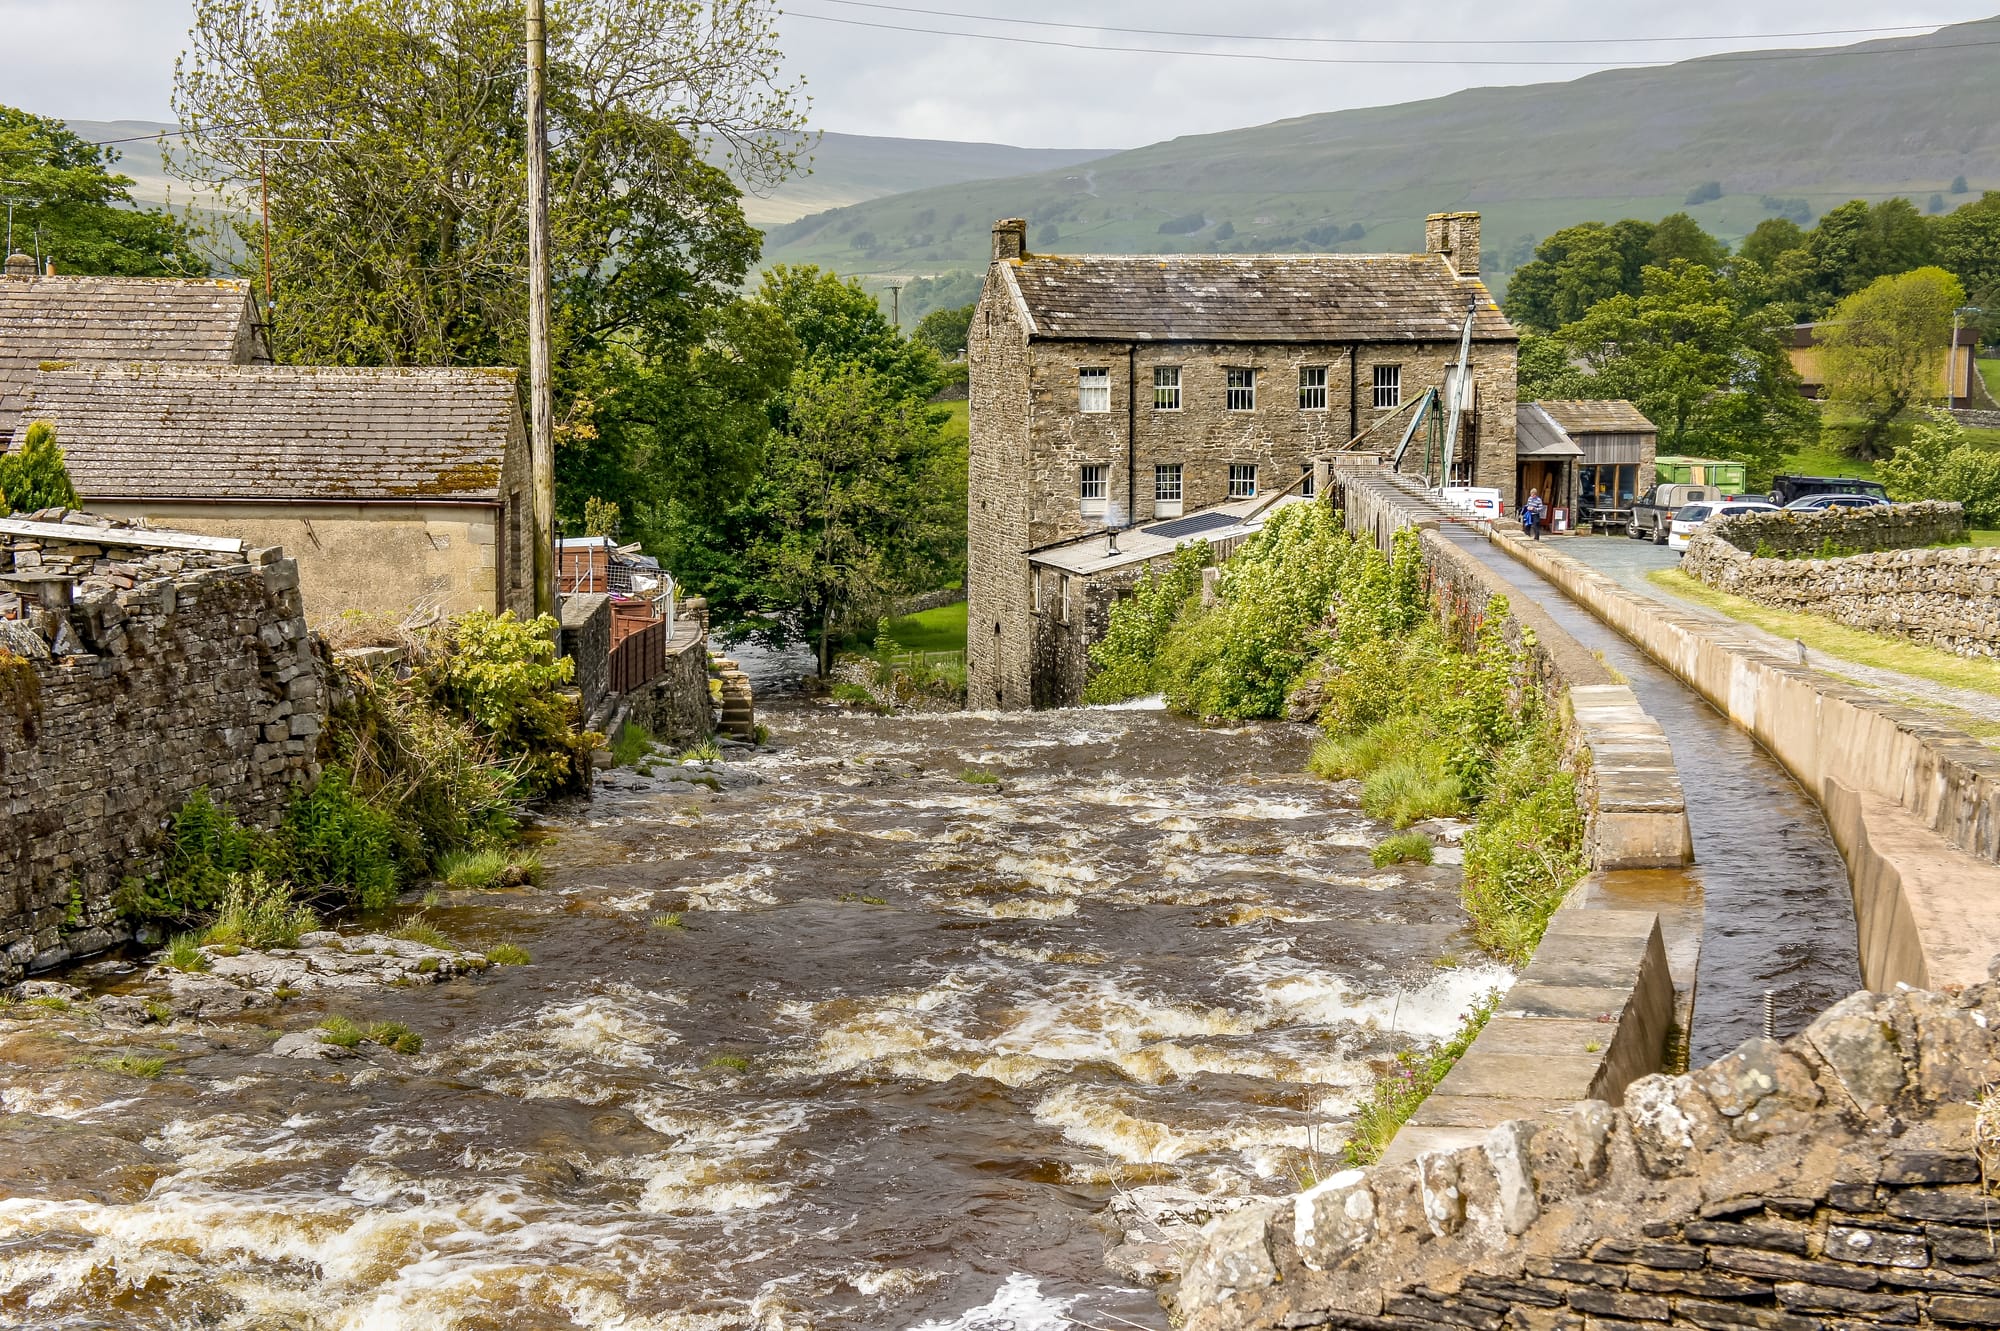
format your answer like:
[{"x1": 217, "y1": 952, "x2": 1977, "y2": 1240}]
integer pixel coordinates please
[
  {"x1": 419, "y1": 611, "x2": 593, "y2": 797},
  {"x1": 275, "y1": 770, "x2": 401, "y2": 911},
  {"x1": 1085, "y1": 542, "x2": 1210, "y2": 703},
  {"x1": 203, "y1": 870, "x2": 320, "y2": 949}
]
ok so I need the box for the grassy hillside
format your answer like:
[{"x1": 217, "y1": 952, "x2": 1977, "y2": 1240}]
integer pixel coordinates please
[
  {"x1": 740, "y1": 133, "x2": 1113, "y2": 224},
  {"x1": 763, "y1": 16, "x2": 2000, "y2": 294}
]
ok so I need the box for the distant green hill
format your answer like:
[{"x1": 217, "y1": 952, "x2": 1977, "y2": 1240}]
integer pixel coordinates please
[{"x1": 763, "y1": 16, "x2": 2000, "y2": 298}]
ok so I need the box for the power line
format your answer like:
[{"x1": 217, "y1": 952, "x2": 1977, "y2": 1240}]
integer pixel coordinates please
[
  {"x1": 785, "y1": 8, "x2": 1999, "y2": 67},
  {"x1": 801, "y1": 0, "x2": 1961, "y2": 48}
]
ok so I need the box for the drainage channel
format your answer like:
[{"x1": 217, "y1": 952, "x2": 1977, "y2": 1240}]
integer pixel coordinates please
[{"x1": 1433, "y1": 523, "x2": 1861, "y2": 1064}]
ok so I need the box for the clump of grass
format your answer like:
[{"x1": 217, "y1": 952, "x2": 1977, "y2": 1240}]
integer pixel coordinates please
[
  {"x1": 389, "y1": 913, "x2": 452, "y2": 949},
  {"x1": 142, "y1": 998, "x2": 175, "y2": 1024},
  {"x1": 680, "y1": 738, "x2": 723, "y2": 764},
  {"x1": 1371, "y1": 832, "x2": 1436, "y2": 867},
  {"x1": 1344, "y1": 990, "x2": 1502, "y2": 1166},
  {"x1": 436, "y1": 847, "x2": 510, "y2": 889},
  {"x1": 611, "y1": 721, "x2": 656, "y2": 767},
  {"x1": 161, "y1": 934, "x2": 210, "y2": 974},
  {"x1": 959, "y1": 768, "x2": 1000, "y2": 785},
  {"x1": 486, "y1": 943, "x2": 532, "y2": 966},
  {"x1": 317, "y1": 1015, "x2": 365, "y2": 1048},
  {"x1": 96, "y1": 1054, "x2": 167, "y2": 1079},
  {"x1": 202, "y1": 869, "x2": 320, "y2": 950},
  {"x1": 26, "y1": 995, "x2": 72, "y2": 1013},
  {"x1": 364, "y1": 1020, "x2": 423, "y2": 1054},
  {"x1": 1359, "y1": 755, "x2": 1464, "y2": 828},
  {"x1": 706, "y1": 1054, "x2": 751, "y2": 1071},
  {"x1": 415, "y1": 956, "x2": 440, "y2": 974},
  {"x1": 752, "y1": 723, "x2": 771, "y2": 746},
  {"x1": 650, "y1": 912, "x2": 686, "y2": 930},
  {"x1": 272, "y1": 986, "x2": 301, "y2": 1001}
]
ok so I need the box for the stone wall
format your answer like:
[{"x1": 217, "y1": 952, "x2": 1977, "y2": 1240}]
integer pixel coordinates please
[
  {"x1": 0, "y1": 512, "x2": 324, "y2": 981},
  {"x1": 622, "y1": 627, "x2": 715, "y2": 747},
  {"x1": 1684, "y1": 518, "x2": 2000, "y2": 660},
  {"x1": 1177, "y1": 973, "x2": 2000, "y2": 1331},
  {"x1": 1706, "y1": 501, "x2": 1965, "y2": 559},
  {"x1": 559, "y1": 593, "x2": 612, "y2": 716}
]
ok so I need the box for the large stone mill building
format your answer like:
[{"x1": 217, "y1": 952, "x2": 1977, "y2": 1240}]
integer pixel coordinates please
[{"x1": 965, "y1": 212, "x2": 1519, "y2": 709}]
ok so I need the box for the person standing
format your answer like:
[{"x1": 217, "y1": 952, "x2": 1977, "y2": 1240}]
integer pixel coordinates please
[{"x1": 1523, "y1": 488, "x2": 1547, "y2": 541}]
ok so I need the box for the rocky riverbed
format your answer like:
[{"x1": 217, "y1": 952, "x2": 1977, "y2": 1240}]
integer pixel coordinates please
[{"x1": 0, "y1": 700, "x2": 1506, "y2": 1330}]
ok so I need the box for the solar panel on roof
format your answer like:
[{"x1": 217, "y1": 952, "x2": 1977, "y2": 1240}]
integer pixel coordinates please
[{"x1": 1144, "y1": 511, "x2": 1242, "y2": 540}]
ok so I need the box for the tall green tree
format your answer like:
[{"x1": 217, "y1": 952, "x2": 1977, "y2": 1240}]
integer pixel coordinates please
[
  {"x1": 913, "y1": 302, "x2": 974, "y2": 358},
  {"x1": 1504, "y1": 220, "x2": 1656, "y2": 333},
  {"x1": 1646, "y1": 212, "x2": 1726, "y2": 270},
  {"x1": 1819, "y1": 266, "x2": 1967, "y2": 459},
  {"x1": 1933, "y1": 191, "x2": 2000, "y2": 333},
  {"x1": 0, "y1": 107, "x2": 205, "y2": 275},
  {"x1": 0, "y1": 422, "x2": 82, "y2": 516},
  {"x1": 742, "y1": 361, "x2": 963, "y2": 674},
  {"x1": 1530, "y1": 260, "x2": 1813, "y2": 475},
  {"x1": 172, "y1": 0, "x2": 804, "y2": 380}
]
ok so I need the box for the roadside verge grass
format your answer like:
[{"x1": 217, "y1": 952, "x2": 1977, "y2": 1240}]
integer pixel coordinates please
[{"x1": 1648, "y1": 567, "x2": 2000, "y2": 699}]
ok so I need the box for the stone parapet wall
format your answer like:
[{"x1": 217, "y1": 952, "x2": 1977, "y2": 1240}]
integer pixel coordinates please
[
  {"x1": 1178, "y1": 975, "x2": 2000, "y2": 1331},
  {"x1": 1708, "y1": 501, "x2": 1964, "y2": 559},
  {"x1": 623, "y1": 627, "x2": 715, "y2": 747},
  {"x1": 0, "y1": 512, "x2": 324, "y2": 980},
  {"x1": 1684, "y1": 525, "x2": 2000, "y2": 659},
  {"x1": 559, "y1": 593, "x2": 612, "y2": 715}
]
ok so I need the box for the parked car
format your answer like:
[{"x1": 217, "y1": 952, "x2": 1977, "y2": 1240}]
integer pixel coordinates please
[
  {"x1": 1666, "y1": 499, "x2": 1780, "y2": 551},
  {"x1": 1628, "y1": 483, "x2": 1720, "y2": 544},
  {"x1": 1783, "y1": 493, "x2": 1890, "y2": 512},
  {"x1": 1769, "y1": 474, "x2": 1889, "y2": 506}
]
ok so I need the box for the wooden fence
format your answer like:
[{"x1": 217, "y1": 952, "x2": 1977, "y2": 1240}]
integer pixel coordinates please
[{"x1": 608, "y1": 618, "x2": 667, "y2": 694}]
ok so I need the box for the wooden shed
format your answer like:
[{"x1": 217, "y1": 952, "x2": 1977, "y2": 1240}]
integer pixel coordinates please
[{"x1": 1519, "y1": 400, "x2": 1657, "y2": 532}]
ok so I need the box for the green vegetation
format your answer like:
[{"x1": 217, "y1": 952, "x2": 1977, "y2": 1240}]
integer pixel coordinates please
[
  {"x1": 1096, "y1": 516, "x2": 1588, "y2": 962},
  {"x1": 0, "y1": 422, "x2": 82, "y2": 516},
  {"x1": 0, "y1": 105, "x2": 205, "y2": 276},
  {"x1": 313, "y1": 1016, "x2": 422, "y2": 1054},
  {"x1": 680, "y1": 738, "x2": 724, "y2": 764},
  {"x1": 388, "y1": 913, "x2": 452, "y2": 949},
  {"x1": 435, "y1": 846, "x2": 540, "y2": 890},
  {"x1": 419, "y1": 612, "x2": 592, "y2": 798},
  {"x1": 650, "y1": 912, "x2": 686, "y2": 930},
  {"x1": 1370, "y1": 832, "x2": 1436, "y2": 867},
  {"x1": 1084, "y1": 543, "x2": 1211, "y2": 704},
  {"x1": 611, "y1": 722, "x2": 656, "y2": 768},
  {"x1": 161, "y1": 935, "x2": 210, "y2": 974},
  {"x1": 959, "y1": 768, "x2": 1000, "y2": 785},
  {"x1": 202, "y1": 870, "x2": 319, "y2": 950},
  {"x1": 1344, "y1": 990, "x2": 1503, "y2": 1166},
  {"x1": 1881, "y1": 409, "x2": 2000, "y2": 525},
  {"x1": 1979, "y1": 359, "x2": 2000, "y2": 404},
  {"x1": 486, "y1": 943, "x2": 533, "y2": 966},
  {"x1": 1820, "y1": 268, "x2": 1968, "y2": 458},
  {"x1": 94, "y1": 1054, "x2": 168, "y2": 1080},
  {"x1": 317, "y1": 1016, "x2": 365, "y2": 1048},
  {"x1": 1650, "y1": 567, "x2": 2000, "y2": 700},
  {"x1": 883, "y1": 600, "x2": 968, "y2": 653}
]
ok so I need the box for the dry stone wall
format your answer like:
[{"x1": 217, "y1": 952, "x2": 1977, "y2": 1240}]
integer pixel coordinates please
[
  {"x1": 1707, "y1": 501, "x2": 1965, "y2": 559},
  {"x1": 1684, "y1": 506, "x2": 2000, "y2": 658},
  {"x1": 0, "y1": 511, "x2": 323, "y2": 980},
  {"x1": 1176, "y1": 972, "x2": 2000, "y2": 1331}
]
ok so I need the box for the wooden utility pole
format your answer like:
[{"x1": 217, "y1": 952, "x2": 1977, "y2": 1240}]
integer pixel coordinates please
[{"x1": 525, "y1": 0, "x2": 557, "y2": 617}]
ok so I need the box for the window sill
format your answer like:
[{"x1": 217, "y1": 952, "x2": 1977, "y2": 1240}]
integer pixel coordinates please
[
  {"x1": 1153, "y1": 501, "x2": 1183, "y2": 519},
  {"x1": 1080, "y1": 500, "x2": 1108, "y2": 518}
]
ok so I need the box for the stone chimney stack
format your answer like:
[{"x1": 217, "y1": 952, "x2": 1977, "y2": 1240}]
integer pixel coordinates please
[
  {"x1": 992, "y1": 218, "x2": 1028, "y2": 264},
  {"x1": 4, "y1": 253, "x2": 35, "y2": 281},
  {"x1": 1425, "y1": 211, "x2": 1481, "y2": 278}
]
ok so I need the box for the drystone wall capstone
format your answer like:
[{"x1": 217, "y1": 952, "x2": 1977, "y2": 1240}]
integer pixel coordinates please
[
  {"x1": 0, "y1": 511, "x2": 324, "y2": 981},
  {"x1": 1684, "y1": 516, "x2": 2000, "y2": 658},
  {"x1": 1175, "y1": 971, "x2": 2000, "y2": 1331},
  {"x1": 1707, "y1": 501, "x2": 1965, "y2": 559}
]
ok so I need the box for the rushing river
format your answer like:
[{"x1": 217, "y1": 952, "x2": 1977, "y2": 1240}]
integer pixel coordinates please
[{"x1": 0, "y1": 700, "x2": 1504, "y2": 1330}]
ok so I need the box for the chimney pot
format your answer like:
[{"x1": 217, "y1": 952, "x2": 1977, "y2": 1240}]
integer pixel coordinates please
[{"x1": 992, "y1": 218, "x2": 1028, "y2": 264}]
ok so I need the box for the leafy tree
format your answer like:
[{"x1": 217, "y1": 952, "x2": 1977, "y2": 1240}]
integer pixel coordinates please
[
  {"x1": 1820, "y1": 267, "x2": 1967, "y2": 459},
  {"x1": 172, "y1": 0, "x2": 803, "y2": 379},
  {"x1": 1538, "y1": 260, "x2": 1813, "y2": 475},
  {"x1": 1503, "y1": 219, "x2": 1655, "y2": 333},
  {"x1": 755, "y1": 265, "x2": 944, "y2": 400},
  {"x1": 1648, "y1": 212, "x2": 1724, "y2": 270},
  {"x1": 0, "y1": 106, "x2": 205, "y2": 275},
  {"x1": 1952, "y1": 175, "x2": 1971, "y2": 195},
  {"x1": 1515, "y1": 335, "x2": 1594, "y2": 401},
  {"x1": 740, "y1": 362, "x2": 961, "y2": 674},
  {"x1": 0, "y1": 421, "x2": 82, "y2": 515},
  {"x1": 1085, "y1": 542, "x2": 1210, "y2": 704},
  {"x1": 1879, "y1": 409, "x2": 2000, "y2": 525},
  {"x1": 912, "y1": 302, "x2": 975, "y2": 358},
  {"x1": 1683, "y1": 181, "x2": 1722, "y2": 207},
  {"x1": 1933, "y1": 191, "x2": 2000, "y2": 331}
]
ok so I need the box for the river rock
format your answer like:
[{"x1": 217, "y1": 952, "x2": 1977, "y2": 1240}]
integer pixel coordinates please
[
  {"x1": 1103, "y1": 1186, "x2": 1265, "y2": 1285},
  {"x1": 0, "y1": 1112, "x2": 170, "y2": 1203},
  {"x1": 149, "y1": 931, "x2": 481, "y2": 1016},
  {"x1": 9, "y1": 979, "x2": 84, "y2": 1002},
  {"x1": 269, "y1": 1030, "x2": 355, "y2": 1060}
]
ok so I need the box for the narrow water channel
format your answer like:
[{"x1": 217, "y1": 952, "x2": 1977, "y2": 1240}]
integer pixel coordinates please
[
  {"x1": 0, "y1": 701, "x2": 1508, "y2": 1330},
  {"x1": 1431, "y1": 526, "x2": 1862, "y2": 1062}
]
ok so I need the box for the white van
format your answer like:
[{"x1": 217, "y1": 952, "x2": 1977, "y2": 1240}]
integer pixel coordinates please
[{"x1": 1440, "y1": 486, "x2": 1503, "y2": 521}]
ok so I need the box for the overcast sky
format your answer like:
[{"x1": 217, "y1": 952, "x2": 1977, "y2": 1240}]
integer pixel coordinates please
[{"x1": 1, "y1": 0, "x2": 1990, "y2": 148}]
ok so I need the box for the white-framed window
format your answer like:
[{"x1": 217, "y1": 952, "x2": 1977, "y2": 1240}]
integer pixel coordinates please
[
  {"x1": 1154, "y1": 463, "x2": 1183, "y2": 503},
  {"x1": 1080, "y1": 463, "x2": 1108, "y2": 517},
  {"x1": 1226, "y1": 367, "x2": 1256, "y2": 411},
  {"x1": 1298, "y1": 365, "x2": 1328, "y2": 411},
  {"x1": 1301, "y1": 464, "x2": 1317, "y2": 499},
  {"x1": 1031, "y1": 568, "x2": 1043, "y2": 615},
  {"x1": 1229, "y1": 464, "x2": 1258, "y2": 499},
  {"x1": 1153, "y1": 365, "x2": 1182, "y2": 411},
  {"x1": 1078, "y1": 367, "x2": 1111, "y2": 414},
  {"x1": 1372, "y1": 364, "x2": 1401, "y2": 409},
  {"x1": 1060, "y1": 574, "x2": 1072, "y2": 624}
]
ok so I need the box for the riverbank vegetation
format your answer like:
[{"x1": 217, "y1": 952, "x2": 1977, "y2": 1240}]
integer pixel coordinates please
[
  {"x1": 118, "y1": 611, "x2": 586, "y2": 943},
  {"x1": 1342, "y1": 990, "x2": 1502, "y2": 1166},
  {"x1": 1090, "y1": 510, "x2": 1588, "y2": 962}
]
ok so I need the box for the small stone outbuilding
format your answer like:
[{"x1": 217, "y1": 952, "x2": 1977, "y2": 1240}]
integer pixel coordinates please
[
  {"x1": 18, "y1": 363, "x2": 533, "y2": 620},
  {"x1": 1520, "y1": 400, "x2": 1657, "y2": 532}
]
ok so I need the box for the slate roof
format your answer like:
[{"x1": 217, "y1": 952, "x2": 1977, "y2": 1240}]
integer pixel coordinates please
[
  {"x1": 1534, "y1": 400, "x2": 1655, "y2": 434},
  {"x1": 0, "y1": 276, "x2": 268, "y2": 434},
  {"x1": 1515, "y1": 404, "x2": 1585, "y2": 458},
  {"x1": 19, "y1": 364, "x2": 519, "y2": 503},
  {"x1": 1001, "y1": 253, "x2": 1514, "y2": 344}
]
